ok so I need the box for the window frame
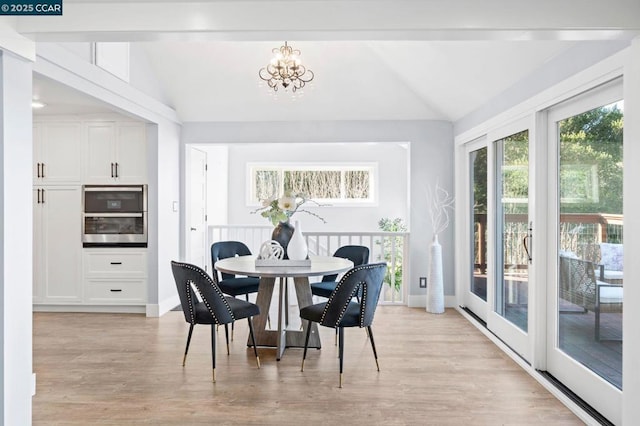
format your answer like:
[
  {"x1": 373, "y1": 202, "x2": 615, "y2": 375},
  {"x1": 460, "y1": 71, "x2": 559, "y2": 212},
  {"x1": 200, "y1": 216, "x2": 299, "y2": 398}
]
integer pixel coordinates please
[{"x1": 246, "y1": 162, "x2": 378, "y2": 206}]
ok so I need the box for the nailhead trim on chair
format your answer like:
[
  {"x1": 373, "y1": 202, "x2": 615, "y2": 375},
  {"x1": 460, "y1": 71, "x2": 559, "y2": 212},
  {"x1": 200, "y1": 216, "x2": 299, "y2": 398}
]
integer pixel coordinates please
[
  {"x1": 321, "y1": 263, "x2": 379, "y2": 327},
  {"x1": 359, "y1": 283, "x2": 367, "y2": 328},
  {"x1": 176, "y1": 261, "x2": 235, "y2": 323},
  {"x1": 185, "y1": 280, "x2": 195, "y2": 324}
]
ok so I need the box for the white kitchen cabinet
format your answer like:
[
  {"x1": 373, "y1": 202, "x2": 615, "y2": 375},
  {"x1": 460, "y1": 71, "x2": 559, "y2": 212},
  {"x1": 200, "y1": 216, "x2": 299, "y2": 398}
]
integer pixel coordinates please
[
  {"x1": 33, "y1": 121, "x2": 83, "y2": 184},
  {"x1": 83, "y1": 249, "x2": 147, "y2": 304},
  {"x1": 85, "y1": 122, "x2": 147, "y2": 183},
  {"x1": 33, "y1": 186, "x2": 83, "y2": 304}
]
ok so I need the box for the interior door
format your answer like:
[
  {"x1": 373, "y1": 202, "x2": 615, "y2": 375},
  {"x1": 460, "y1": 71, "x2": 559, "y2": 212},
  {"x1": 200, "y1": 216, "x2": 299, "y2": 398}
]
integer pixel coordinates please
[
  {"x1": 186, "y1": 147, "x2": 208, "y2": 270},
  {"x1": 545, "y1": 80, "x2": 623, "y2": 425}
]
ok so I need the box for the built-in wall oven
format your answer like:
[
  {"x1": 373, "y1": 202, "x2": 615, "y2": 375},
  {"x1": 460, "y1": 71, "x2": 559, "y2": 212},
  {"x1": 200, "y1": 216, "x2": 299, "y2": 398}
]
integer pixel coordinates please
[{"x1": 82, "y1": 185, "x2": 147, "y2": 247}]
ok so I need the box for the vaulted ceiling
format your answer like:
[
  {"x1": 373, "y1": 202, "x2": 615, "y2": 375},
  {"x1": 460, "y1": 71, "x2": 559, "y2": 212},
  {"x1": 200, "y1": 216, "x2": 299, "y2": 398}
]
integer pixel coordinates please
[{"x1": 25, "y1": 0, "x2": 640, "y2": 123}]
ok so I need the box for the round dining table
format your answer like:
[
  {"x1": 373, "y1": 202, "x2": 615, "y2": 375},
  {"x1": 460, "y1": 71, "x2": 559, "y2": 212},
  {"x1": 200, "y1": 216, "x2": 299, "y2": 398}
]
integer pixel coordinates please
[{"x1": 214, "y1": 255, "x2": 353, "y2": 360}]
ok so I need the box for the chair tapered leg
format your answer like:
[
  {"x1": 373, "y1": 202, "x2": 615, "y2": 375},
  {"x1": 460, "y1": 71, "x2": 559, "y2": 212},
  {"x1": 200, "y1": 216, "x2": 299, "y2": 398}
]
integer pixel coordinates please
[
  {"x1": 224, "y1": 324, "x2": 230, "y2": 355},
  {"x1": 338, "y1": 327, "x2": 345, "y2": 388},
  {"x1": 182, "y1": 324, "x2": 195, "y2": 366},
  {"x1": 247, "y1": 317, "x2": 260, "y2": 368},
  {"x1": 367, "y1": 326, "x2": 380, "y2": 371},
  {"x1": 210, "y1": 325, "x2": 217, "y2": 383},
  {"x1": 231, "y1": 321, "x2": 235, "y2": 341},
  {"x1": 301, "y1": 320, "x2": 312, "y2": 372}
]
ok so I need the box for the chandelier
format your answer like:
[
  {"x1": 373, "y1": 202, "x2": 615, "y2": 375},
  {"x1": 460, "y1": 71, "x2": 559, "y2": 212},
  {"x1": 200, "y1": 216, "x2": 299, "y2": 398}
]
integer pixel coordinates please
[{"x1": 259, "y1": 41, "x2": 314, "y2": 93}]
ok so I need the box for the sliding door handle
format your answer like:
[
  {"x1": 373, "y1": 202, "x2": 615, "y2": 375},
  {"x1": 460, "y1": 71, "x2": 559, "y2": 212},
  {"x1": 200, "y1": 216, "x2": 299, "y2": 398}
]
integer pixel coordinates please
[{"x1": 523, "y1": 221, "x2": 533, "y2": 263}]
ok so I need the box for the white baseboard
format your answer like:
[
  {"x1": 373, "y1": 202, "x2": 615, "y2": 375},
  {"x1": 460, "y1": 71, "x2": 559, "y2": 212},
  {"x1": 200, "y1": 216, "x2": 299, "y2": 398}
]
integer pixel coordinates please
[
  {"x1": 407, "y1": 294, "x2": 457, "y2": 309},
  {"x1": 147, "y1": 293, "x2": 180, "y2": 317},
  {"x1": 32, "y1": 373, "x2": 36, "y2": 396},
  {"x1": 33, "y1": 304, "x2": 145, "y2": 314}
]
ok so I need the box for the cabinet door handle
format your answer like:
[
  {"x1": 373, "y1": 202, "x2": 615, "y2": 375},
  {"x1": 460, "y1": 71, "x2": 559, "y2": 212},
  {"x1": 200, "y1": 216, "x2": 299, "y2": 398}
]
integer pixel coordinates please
[
  {"x1": 110, "y1": 262, "x2": 122, "y2": 265},
  {"x1": 36, "y1": 162, "x2": 41, "y2": 178},
  {"x1": 37, "y1": 188, "x2": 41, "y2": 204},
  {"x1": 41, "y1": 163, "x2": 45, "y2": 178},
  {"x1": 115, "y1": 162, "x2": 119, "y2": 178},
  {"x1": 110, "y1": 163, "x2": 114, "y2": 178},
  {"x1": 110, "y1": 289, "x2": 123, "y2": 292},
  {"x1": 41, "y1": 188, "x2": 45, "y2": 203}
]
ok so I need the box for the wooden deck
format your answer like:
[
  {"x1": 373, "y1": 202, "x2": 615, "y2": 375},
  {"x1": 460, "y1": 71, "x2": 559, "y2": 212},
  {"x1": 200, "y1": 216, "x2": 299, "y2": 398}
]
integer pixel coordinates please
[{"x1": 33, "y1": 307, "x2": 583, "y2": 425}]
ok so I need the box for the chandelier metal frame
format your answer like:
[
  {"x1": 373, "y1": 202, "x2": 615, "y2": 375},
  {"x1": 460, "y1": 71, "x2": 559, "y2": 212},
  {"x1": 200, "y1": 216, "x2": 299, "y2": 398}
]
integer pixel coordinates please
[{"x1": 259, "y1": 41, "x2": 314, "y2": 93}]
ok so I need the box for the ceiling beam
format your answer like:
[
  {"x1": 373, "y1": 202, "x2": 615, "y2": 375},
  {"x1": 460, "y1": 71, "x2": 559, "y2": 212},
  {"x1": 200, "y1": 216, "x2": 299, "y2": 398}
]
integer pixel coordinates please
[{"x1": 16, "y1": 0, "x2": 640, "y2": 42}]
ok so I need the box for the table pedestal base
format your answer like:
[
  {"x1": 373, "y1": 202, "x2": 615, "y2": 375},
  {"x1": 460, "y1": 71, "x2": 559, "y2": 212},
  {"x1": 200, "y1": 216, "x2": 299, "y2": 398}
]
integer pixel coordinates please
[{"x1": 248, "y1": 276, "x2": 321, "y2": 360}]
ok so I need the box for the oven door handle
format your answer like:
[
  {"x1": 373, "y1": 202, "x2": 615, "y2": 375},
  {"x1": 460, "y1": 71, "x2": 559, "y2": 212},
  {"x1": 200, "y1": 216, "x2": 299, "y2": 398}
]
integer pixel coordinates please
[
  {"x1": 83, "y1": 213, "x2": 144, "y2": 218},
  {"x1": 83, "y1": 187, "x2": 143, "y2": 192}
]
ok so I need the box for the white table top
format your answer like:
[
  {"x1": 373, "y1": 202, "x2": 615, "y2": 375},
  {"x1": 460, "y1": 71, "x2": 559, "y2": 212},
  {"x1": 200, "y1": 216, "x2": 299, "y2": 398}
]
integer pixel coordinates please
[{"x1": 214, "y1": 255, "x2": 353, "y2": 278}]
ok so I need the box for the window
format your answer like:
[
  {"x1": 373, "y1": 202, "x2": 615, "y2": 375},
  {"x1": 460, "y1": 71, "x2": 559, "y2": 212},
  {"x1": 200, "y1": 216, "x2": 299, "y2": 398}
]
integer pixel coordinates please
[{"x1": 248, "y1": 163, "x2": 376, "y2": 204}]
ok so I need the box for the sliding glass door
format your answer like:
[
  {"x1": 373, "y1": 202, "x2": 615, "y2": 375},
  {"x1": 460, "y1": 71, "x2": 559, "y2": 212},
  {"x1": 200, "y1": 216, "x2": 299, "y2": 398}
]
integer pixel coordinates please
[
  {"x1": 546, "y1": 81, "x2": 623, "y2": 424},
  {"x1": 463, "y1": 121, "x2": 532, "y2": 360},
  {"x1": 465, "y1": 142, "x2": 489, "y2": 319},
  {"x1": 494, "y1": 130, "x2": 530, "y2": 332}
]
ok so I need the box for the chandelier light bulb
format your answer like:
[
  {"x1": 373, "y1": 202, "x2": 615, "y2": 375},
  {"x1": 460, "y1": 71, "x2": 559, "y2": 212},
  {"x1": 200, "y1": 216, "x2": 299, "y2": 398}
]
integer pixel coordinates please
[{"x1": 259, "y1": 41, "x2": 314, "y2": 93}]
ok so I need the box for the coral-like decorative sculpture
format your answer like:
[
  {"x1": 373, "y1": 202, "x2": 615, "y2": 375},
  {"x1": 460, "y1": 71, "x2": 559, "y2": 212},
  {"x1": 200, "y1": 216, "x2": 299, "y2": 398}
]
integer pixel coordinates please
[
  {"x1": 427, "y1": 182, "x2": 455, "y2": 237},
  {"x1": 259, "y1": 240, "x2": 285, "y2": 260}
]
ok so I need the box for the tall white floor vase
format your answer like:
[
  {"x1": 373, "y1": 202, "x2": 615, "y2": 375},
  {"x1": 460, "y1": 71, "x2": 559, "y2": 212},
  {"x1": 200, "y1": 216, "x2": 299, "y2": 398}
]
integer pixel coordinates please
[{"x1": 426, "y1": 234, "x2": 445, "y2": 314}]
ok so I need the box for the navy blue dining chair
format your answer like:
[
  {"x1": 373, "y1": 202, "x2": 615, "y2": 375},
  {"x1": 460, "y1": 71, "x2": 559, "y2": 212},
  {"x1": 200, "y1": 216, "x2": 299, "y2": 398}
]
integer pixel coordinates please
[
  {"x1": 171, "y1": 260, "x2": 260, "y2": 382},
  {"x1": 300, "y1": 262, "x2": 387, "y2": 388}
]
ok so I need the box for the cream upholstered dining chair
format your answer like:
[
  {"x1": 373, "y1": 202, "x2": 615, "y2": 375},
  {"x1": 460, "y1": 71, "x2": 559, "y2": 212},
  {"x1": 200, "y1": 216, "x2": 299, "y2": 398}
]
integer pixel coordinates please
[
  {"x1": 300, "y1": 262, "x2": 387, "y2": 388},
  {"x1": 171, "y1": 260, "x2": 261, "y2": 382}
]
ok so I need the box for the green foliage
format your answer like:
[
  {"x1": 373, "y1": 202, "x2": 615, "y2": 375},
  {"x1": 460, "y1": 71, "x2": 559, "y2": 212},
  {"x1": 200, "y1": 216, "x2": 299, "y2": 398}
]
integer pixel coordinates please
[
  {"x1": 472, "y1": 104, "x2": 623, "y2": 215},
  {"x1": 559, "y1": 103, "x2": 623, "y2": 214},
  {"x1": 377, "y1": 218, "x2": 406, "y2": 292}
]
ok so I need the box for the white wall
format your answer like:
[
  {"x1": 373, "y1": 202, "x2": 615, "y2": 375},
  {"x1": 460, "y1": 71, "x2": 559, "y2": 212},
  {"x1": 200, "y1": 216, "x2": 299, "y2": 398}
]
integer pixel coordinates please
[
  {"x1": 455, "y1": 41, "x2": 629, "y2": 136},
  {"x1": 0, "y1": 50, "x2": 33, "y2": 426},
  {"x1": 182, "y1": 120, "x2": 454, "y2": 305},
  {"x1": 225, "y1": 142, "x2": 408, "y2": 232},
  {"x1": 150, "y1": 120, "x2": 181, "y2": 313},
  {"x1": 56, "y1": 42, "x2": 171, "y2": 108}
]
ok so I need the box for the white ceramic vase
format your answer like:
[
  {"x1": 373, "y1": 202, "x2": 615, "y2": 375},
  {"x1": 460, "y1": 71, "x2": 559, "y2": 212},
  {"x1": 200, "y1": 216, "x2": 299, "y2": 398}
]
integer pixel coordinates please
[
  {"x1": 287, "y1": 220, "x2": 308, "y2": 260},
  {"x1": 426, "y1": 234, "x2": 445, "y2": 314}
]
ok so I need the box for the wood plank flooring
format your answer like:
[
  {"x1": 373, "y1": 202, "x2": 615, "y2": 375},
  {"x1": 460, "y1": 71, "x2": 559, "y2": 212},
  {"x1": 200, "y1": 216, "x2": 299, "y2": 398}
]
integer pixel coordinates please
[{"x1": 33, "y1": 307, "x2": 583, "y2": 425}]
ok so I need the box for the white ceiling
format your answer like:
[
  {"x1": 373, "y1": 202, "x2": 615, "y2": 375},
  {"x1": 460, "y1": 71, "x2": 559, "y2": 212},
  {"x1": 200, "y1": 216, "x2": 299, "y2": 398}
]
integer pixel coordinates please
[
  {"x1": 26, "y1": 0, "x2": 638, "y2": 123},
  {"x1": 34, "y1": 39, "x2": 577, "y2": 122},
  {"x1": 137, "y1": 40, "x2": 576, "y2": 122},
  {"x1": 33, "y1": 74, "x2": 120, "y2": 116}
]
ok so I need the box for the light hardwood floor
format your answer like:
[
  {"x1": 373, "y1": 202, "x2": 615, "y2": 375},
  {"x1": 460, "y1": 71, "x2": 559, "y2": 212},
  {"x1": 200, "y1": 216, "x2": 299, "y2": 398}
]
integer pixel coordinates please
[{"x1": 33, "y1": 307, "x2": 583, "y2": 425}]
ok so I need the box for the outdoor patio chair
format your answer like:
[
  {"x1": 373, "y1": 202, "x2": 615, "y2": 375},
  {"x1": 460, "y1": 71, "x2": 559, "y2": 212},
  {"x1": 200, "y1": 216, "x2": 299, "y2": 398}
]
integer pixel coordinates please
[{"x1": 558, "y1": 255, "x2": 623, "y2": 341}]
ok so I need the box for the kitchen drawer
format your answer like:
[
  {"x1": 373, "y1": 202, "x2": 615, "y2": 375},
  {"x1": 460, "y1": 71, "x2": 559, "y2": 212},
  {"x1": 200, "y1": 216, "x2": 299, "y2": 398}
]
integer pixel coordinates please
[
  {"x1": 84, "y1": 250, "x2": 147, "y2": 277},
  {"x1": 85, "y1": 279, "x2": 146, "y2": 303}
]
